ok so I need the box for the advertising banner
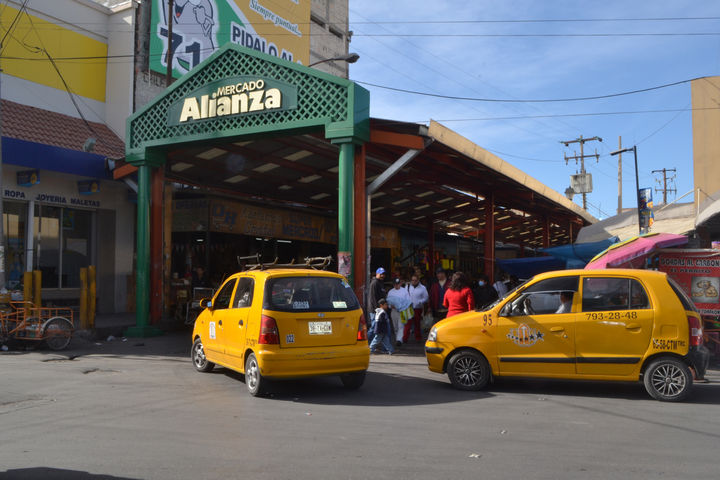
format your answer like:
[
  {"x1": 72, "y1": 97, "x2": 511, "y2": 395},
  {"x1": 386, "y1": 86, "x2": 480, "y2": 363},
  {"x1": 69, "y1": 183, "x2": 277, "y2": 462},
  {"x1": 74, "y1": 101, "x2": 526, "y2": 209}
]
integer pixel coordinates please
[
  {"x1": 658, "y1": 249, "x2": 720, "y2": 315},
  {"x1": 150, "y1": 0, "x2": 311, "y2": 78},
  {"x1": 209, "y1": 199, "x2": 337, "y2": 244},
  {"x1": 638, "y1": 187, "x2": 654, "y2": 230}
]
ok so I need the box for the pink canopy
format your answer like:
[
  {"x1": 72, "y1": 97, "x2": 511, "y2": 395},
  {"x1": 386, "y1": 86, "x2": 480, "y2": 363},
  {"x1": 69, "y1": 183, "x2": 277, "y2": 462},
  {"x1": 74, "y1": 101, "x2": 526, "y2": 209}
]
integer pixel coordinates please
[{"x1": 584, "y1": 233, "x2": 688, "y2": 269}]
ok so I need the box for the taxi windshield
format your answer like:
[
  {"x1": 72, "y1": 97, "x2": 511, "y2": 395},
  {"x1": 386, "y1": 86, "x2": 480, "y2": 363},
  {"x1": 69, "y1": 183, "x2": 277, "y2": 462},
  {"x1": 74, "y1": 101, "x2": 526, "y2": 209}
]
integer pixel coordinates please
[{"x1": 264, "y1": 276, "x2": 361, "y2": 312}]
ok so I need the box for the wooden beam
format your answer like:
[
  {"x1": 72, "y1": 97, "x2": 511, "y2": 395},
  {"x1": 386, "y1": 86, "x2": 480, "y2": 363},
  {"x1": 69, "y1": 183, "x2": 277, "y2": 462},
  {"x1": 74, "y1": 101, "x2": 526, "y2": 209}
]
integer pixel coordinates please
[
  {"x1": 370, "y1": 130, "x2": 425, "y2": 150},
  {"x1": 113, "y1": 163, "x2": 138, "y2": 180}
]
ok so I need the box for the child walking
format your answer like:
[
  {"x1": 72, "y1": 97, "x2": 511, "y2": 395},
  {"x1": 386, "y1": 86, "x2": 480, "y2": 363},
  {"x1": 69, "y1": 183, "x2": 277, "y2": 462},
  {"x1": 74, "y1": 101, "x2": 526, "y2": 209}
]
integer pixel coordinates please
[{"x1": 369, "y1": 298, "x2": 394, "y2": 355}]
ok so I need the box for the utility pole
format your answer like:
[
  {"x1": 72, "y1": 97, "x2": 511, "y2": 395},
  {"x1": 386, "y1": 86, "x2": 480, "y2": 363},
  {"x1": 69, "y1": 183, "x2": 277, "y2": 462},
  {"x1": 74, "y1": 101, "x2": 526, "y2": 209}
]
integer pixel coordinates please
[
  {"x1": 616, "y1": 136, "x2": 623, "y2": 215},
  {"x1": 652, "y1": 168, "x2": 677, "y2": 205},
  {"x1": 561, "y1": 135, "x2": 602, "y2": 211}
]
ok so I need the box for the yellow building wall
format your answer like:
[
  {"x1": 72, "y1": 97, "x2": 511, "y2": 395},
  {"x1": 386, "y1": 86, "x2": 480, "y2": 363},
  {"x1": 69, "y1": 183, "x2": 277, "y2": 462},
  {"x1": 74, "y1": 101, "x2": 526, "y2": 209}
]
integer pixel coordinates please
[
  {"x1": 1, "y1": 6, "x2": 107, "y2": 102},
  {"x1": 692, "y1": 77, "x2": 720, "y2": 204}
]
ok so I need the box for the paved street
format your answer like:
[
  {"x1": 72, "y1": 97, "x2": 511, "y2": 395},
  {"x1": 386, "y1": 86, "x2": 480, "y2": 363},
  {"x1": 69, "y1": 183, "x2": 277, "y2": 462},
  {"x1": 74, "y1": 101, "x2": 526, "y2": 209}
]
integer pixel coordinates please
[{"x1": 2, "y1": 332, "x2": 719, "y2": 480}]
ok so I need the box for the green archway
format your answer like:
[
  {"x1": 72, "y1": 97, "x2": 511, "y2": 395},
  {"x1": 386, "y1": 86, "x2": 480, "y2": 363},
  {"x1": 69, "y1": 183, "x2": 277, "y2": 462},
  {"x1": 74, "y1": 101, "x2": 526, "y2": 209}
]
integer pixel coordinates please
[{"x1": 125, "y1": 44, "x2": 369, "y2": 335}]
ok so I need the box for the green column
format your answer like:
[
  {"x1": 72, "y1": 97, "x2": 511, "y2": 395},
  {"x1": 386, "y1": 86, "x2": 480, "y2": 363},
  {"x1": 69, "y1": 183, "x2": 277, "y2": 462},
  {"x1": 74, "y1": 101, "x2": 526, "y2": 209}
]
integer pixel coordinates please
[
  {"x1": 338, "y1": 142, "x2": 355, "y2": 285},
  {"x1": 125, "y1": 159, "x2": 163, "y2": 337}
]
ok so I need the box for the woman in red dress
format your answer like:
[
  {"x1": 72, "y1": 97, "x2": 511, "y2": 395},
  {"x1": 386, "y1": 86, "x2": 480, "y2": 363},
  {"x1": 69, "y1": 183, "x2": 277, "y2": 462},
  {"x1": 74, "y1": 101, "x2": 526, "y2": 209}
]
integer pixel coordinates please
[{"x1": 442, "y1": 271, "x2": 475, "y2": 317}]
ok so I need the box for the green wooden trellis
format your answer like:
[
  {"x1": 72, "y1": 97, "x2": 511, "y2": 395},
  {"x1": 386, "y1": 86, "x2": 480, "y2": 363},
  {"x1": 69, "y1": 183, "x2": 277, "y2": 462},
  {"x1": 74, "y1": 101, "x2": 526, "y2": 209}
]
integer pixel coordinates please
[{"x1": 124, "y1": 43, "x2": 369, "y2": 335}]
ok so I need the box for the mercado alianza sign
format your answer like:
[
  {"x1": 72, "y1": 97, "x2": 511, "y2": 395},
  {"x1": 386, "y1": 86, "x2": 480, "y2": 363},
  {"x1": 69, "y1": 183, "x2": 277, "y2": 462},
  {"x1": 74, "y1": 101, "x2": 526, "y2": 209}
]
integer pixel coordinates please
[
  {"x1": 150, "y1": 0, "x2": 310, "y2": 77},
  {"x1": 168, "y1": 76, "x2": 298, "y2": 125}
]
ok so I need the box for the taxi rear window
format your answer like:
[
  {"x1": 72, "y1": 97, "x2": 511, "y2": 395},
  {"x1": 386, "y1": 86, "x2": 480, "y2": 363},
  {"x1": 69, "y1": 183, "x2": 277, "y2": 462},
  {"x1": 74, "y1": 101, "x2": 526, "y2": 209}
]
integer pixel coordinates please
[
  {"x1": 667, "y1": 277, "x2": 699, "y2": 313},
  {"x1": 264, "y1": 276, "x2": 361, "y2": 312}
]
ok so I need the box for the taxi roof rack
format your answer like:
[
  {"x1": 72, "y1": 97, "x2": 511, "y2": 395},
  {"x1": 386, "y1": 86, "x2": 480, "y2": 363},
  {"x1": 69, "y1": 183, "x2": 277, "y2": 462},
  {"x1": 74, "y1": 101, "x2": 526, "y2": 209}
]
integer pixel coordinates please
[{"x1": 238, "y1": 254, "x2": 332, "y2": 271}]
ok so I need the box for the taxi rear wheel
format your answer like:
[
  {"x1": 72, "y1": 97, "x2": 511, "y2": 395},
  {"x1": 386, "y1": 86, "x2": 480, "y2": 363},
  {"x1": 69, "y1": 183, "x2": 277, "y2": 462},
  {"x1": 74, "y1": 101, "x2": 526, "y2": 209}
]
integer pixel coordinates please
[
  {"x1": 643, "y1": 357, "x2": 692, "y2": 402},
  {"x1": 245, "y1": 353, "x2": 267, "y2": 396},
  {"x1": 447, "y1": 350, "x2": 490, "y2": 391},
  {"x1": 340, "y1": 371, "x2": 366, "y2": 390},
  {"x1": 191, "y1": 338, "x2": 214, "y2": 372}
]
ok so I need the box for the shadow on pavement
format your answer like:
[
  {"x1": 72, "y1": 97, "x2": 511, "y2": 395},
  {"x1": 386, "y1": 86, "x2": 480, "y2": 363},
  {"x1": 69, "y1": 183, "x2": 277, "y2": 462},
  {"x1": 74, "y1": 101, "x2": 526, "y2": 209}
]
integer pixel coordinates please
[
  {"x1": 0, "y1": 467, "x2": 140, "y2": 480},
  {"x1": 216, "y1": 368, "x2": 493, "y2": 407}
]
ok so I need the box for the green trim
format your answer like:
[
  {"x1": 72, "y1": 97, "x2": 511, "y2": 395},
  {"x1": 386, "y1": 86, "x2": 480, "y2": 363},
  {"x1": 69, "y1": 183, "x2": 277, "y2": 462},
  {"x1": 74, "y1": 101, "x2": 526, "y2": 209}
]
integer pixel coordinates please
[{"x1": 127, "y1": 43, "x2": 369, "y2": 158}]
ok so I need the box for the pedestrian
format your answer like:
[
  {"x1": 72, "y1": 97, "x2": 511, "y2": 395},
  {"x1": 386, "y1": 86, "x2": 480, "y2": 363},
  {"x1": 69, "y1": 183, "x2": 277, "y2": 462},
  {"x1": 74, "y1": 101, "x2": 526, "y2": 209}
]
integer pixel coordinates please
[
  {"x1": 191, "y1": 265, "x2": 209, "y2": 289},
  {"x1": 429, "y1": 267, "x2": 450, "y2": 323},
  {"x1": 404, "y1": 273, "x2": 429, "y2": 343},
  {"x1": 369, "y1": 298, "x2": 394, "y2": 354},
  {"x1": 367, "y1": 267, "x2": 387, "y2": 343},
  {"x1": 493, "y1": 271, "x2": 508, "y2": 298},
  {"x1": 443, "y1": 271, "x2": 475, "y2": 318},
  {"x1": 387, "y1": 277, "x2": 413, "y2": 346},
  {"x1": 472, "y1": 273, "x2": 498, "y2": 309}
]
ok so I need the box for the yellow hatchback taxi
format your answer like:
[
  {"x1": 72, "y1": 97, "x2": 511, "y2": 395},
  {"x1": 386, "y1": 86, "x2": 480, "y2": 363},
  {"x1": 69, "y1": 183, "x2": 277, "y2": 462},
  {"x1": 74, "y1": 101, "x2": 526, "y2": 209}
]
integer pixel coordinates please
[
  {"x1": 425, "y1": 269, "x2": 710, "y2": 401},
  {"x1": 191, "y1": 267, "x2": 369, "y2": 396}
]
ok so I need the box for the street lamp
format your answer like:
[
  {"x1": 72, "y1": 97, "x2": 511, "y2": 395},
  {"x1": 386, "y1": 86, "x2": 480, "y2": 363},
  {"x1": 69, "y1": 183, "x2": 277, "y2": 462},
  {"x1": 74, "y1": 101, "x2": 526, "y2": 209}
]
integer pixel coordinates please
[
  {"x1": 308, "y1": 52, "x2": 360, "y2": 67},
  {"x1": 611, "y1": 145, "x2": 642, "y2": 235}
]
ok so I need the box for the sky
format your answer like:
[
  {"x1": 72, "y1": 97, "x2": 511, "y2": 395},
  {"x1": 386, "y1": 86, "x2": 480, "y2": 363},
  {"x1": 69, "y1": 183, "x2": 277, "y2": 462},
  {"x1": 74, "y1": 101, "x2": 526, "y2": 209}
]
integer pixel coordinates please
[{"x1": 347, "y1": 0, "x2": 720, "y2": 220}]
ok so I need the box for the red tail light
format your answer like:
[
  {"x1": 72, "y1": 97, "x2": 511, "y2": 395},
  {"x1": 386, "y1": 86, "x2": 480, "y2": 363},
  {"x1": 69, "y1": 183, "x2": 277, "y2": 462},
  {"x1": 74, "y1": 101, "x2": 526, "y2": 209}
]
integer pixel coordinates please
[
  {"x1": 259, "y1": 315, "x2": 280, "y2": 344},
  {"x1": 357, "y1": 314, "x2": 367, "y2": 341},
  {"x1": 688, "y1": 316, "x2": 703, "y2": 347}
]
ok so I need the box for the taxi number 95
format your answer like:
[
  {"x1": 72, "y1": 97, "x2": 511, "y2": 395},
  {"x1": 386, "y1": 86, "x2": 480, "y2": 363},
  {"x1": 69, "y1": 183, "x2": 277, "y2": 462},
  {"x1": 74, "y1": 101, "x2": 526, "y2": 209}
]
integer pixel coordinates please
[
  {"x1": 585, "y1": 311, "x2": 638, "y2": 321},
  {"x1": 482, "y1": 314, "x2": 493, "y2": 326}
]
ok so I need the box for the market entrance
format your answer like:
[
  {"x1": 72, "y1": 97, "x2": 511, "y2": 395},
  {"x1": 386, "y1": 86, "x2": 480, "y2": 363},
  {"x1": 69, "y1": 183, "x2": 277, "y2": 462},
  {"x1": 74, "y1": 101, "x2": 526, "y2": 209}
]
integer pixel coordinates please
[{"x1": 124, "y1": 44, "x2": 369, "y2": 335}]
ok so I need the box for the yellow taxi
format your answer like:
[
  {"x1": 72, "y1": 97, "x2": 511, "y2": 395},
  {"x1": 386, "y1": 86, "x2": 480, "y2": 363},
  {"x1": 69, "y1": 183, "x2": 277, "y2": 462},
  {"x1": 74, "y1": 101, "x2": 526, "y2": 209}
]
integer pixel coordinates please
[
  {"x1": 425, "y1": 269, "x2": 710, "y2": 401},
  {"x1": 191, "y1": 265, "x2": 369, "y2": 396}
]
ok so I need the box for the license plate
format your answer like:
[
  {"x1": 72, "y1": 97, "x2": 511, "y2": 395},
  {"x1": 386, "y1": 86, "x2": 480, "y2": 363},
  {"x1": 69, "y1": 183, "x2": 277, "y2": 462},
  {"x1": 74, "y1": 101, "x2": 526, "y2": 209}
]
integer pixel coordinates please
[{"x1": 309, "y1": 321, "x2": 332, "y2": 335}]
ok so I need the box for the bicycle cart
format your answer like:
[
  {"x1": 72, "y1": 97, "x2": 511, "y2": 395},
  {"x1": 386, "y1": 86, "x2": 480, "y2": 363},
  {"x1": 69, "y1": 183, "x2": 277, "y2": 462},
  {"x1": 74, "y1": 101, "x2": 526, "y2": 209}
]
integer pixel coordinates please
[{"x1": 0, "y1": 301, "x2": 75, "y2": 351}]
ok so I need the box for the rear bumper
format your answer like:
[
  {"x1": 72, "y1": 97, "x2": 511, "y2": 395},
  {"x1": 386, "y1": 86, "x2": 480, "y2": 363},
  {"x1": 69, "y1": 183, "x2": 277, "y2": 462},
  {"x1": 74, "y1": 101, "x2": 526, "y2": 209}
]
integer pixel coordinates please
[
  {"x1": 256, "y1": 343, "x2": 370, "y2": 378},
  {"x1": 687, "y1": 345, "x2": 710, "y2": 380}
]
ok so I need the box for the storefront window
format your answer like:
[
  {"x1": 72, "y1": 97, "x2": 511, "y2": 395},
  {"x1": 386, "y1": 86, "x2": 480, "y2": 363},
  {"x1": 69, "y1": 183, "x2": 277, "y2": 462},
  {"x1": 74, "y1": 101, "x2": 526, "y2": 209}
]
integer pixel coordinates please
[
  {"x1": 62, "y1": 209, "x2": 92, "y2": 288},
  {"x1": 2, "y1": 201, "x2": 28, "y2": 290},
  {"x1": 35, "y1": 205, "x2": 61, "y2": 288}
]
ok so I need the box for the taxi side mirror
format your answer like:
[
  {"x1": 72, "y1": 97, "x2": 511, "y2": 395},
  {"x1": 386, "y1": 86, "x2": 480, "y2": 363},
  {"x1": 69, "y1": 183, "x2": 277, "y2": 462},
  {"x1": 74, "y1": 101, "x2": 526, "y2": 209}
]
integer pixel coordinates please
[{"x1": 200, "y1": 298, "x2": 212, "y2": 310}]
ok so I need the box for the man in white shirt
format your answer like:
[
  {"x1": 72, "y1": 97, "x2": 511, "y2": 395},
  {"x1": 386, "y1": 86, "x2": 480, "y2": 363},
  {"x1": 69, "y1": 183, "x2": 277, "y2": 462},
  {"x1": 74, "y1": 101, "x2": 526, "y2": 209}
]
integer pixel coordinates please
[
  {"x1": 403, "y1": 274, "x2": 429, "y2": 343},
  {"x1": 387, "y1": 278, "x2": 412, "y2": 346}
]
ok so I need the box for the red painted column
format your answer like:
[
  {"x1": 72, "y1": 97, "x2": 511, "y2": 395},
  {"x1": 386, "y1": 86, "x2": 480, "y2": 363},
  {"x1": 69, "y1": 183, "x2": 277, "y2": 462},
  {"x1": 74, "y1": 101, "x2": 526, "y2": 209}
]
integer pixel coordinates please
[
  {"x1": 569, "y1": 221, "x2": 575, "y2": 243},
  {"x1": 428, "y1": 218, "x2": 435, "y2": 275},
  {"x1": 484, "y1": 193, "x2": 495, "y2": 284},
  {"x1": 353, "y1": 144, "x2": 366, "y2": 301},
  {"x1": 150, "y1": 167, "x2": 164, "y2": 324},
  {"x1": 542, "y1": 216, "x2": 550, "y2": 249}
]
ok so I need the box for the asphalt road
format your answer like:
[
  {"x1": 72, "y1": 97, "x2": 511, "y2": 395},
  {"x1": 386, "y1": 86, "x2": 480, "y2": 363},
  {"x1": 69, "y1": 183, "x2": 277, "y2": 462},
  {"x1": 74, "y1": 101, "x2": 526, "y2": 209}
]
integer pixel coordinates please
[{"x1": 1, "y1": 332, "x2": 719, "y2": 480}]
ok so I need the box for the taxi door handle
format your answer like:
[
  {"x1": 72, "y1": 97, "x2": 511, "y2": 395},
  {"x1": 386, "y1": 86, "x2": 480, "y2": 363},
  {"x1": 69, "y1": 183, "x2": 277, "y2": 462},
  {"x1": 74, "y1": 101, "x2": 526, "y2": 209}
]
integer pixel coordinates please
[
  {"x1": 626, "y1": 323, "x2": 641, "y2": 329},
  {"x1": 550, "y1": 326, "x2": 565, "y2": 332},
  {"x1": 218, "y1": 320, "x2": 222, "y2": 326},
  {"x1": 239, "y1": 320, "x2": 244, "y2": 327}
]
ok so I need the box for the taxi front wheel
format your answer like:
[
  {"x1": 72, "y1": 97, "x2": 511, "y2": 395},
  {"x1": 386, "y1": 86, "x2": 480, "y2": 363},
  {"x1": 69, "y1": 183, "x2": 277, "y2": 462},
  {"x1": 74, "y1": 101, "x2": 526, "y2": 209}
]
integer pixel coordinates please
[
  {"x1": 447, "y1": 350, "x2": 490, "y2": 391},
  {"x1": 643, "y1": 357, "x2": 692, "y2": 402},
  {"x1": 245, "y1": 353, "x2": 268, "y2": 396},
  {"x1": 191, "y1": 338, "x2": 215, "y2": 373}
]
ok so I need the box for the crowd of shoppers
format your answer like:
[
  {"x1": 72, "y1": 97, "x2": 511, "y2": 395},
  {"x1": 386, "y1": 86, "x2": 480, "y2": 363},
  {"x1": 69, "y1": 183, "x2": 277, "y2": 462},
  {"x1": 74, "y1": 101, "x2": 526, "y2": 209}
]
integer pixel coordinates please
[{"x1": 366, "y1": 264, "x2": 516, "y2": 352}]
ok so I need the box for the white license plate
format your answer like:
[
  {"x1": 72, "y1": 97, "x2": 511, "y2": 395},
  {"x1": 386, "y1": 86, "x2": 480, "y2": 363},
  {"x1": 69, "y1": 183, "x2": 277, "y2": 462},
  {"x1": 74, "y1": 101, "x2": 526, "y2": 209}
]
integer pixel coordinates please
[{"x1": 308, "y1": 321, "x2": 332, "y2": 335}]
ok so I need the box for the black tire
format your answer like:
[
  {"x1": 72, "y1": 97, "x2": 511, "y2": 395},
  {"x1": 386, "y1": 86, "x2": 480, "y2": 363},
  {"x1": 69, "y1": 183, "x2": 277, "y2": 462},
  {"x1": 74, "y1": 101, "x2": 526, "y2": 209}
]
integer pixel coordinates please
[
  {"x1": 643, "y1": 357, "x2": 692, "y2": 402},
  {"x1": 447, "y1": 350, "x2": 490, "y2": 391},
  {"x1": 245, "y1": 353, "x2": 267, "y2": 396},
  {"x1": 191, "y1": 338, "x2": 214, "y2": 372},
  {"x1": 340, "y1": 371, "x2": 366, "y2": 390},
  {"x1": 43, "y1": 317, "x2": 73, "y2": 351}
]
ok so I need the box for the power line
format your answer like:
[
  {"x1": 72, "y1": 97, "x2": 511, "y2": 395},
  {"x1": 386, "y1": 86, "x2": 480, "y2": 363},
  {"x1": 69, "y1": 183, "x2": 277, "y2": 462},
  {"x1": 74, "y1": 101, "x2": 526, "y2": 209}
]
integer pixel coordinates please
[{"x1": 356, "y1": 77, "x2": 704, "y2": 103}]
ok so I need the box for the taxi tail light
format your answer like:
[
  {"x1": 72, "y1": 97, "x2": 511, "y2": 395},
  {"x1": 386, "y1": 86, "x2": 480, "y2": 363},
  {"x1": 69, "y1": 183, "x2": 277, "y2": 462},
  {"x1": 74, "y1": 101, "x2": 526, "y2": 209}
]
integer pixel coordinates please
[
  {"x1": 357, "y1": 314, "x2": 367, "y2": 341},
  {"x1": 259, "y1": 315, "x2": 280, "y2": 345},
  {"x1": 688, "y1": 316, "x2": 703, "y2": 347}
]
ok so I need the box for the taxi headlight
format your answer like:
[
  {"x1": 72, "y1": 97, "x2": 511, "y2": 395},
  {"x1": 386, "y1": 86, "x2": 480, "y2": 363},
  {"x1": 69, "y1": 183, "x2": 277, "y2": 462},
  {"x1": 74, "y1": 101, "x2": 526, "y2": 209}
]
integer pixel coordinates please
[{"x1": 428, "y1": 327, "x2": 437, "y2": 342}]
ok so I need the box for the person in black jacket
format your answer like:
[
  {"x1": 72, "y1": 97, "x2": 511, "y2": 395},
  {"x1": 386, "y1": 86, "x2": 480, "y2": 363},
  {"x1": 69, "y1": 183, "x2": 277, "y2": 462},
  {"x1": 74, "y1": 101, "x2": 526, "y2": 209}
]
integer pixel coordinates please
[
  {"x1": 367, "y1": 267, "x2": 387, "y2": 343},
  {"x1": 472, "y1": 274, "x2": 498, "y2": 309}
]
